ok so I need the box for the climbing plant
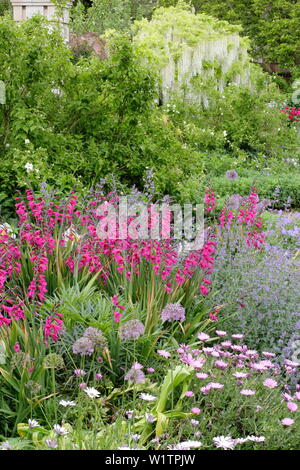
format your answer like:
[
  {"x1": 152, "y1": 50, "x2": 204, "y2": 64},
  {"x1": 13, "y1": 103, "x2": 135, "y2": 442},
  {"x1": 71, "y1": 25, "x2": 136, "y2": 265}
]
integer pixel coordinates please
[{"x1": 159, "y1": 0, "x2": 300, "y2": 72}]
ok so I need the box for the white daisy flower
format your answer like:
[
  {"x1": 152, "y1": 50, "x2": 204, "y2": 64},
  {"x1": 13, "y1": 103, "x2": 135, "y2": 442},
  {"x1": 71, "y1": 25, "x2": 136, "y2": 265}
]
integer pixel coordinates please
[
  {"x1": 83, "y1": 387, "x2": 100, "y2": 399},
  {"x1": 28, "y1": 419, "x2": 39, "y2": 428},
  {"x1": 168, "y1": 440, "x2": 202, "y2": 450},
  {"x1": 53, "y1": 424, "x2": 69, "y2": 436},
  {"x1": 59, "y1": 400, "x2": 76, "y2": 407},
  {"x1": 139, "y1": 393, "x2": 157, "y2": 402},
  {"x1": 213, "y1": 435, "x2": 236, "y2": 450}
]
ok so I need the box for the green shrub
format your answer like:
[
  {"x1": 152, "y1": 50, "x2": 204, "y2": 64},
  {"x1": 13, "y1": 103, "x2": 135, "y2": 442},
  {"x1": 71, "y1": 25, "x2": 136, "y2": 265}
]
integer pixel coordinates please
[
  {"x1": 71, "y1": 0, "x2": 157, "y2": 34},
  {"x1": 206, "y1": 173, "x2": 300, "y2": 209},
  {"x1": 0, "y1": 16, "x2": 203, "y2": 216},
  {"x1": 163, "y1": 75, "x2": 299, "y2": 163},
  {"x1": 160, "y1": 1, "x2": 300, "y2": 72},
  {"x1": 0, "y1": 0, "x2": 10, "y2": 16}
]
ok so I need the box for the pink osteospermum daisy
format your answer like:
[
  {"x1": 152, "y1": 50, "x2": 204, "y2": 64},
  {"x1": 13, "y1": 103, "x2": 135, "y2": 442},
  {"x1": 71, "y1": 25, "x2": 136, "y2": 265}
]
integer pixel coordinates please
[
  {"x1": 196, "y1": 372, "x2": 209, "y2": 380},
  {"x1": 157, "y1": 349, "x2": 171, "y2": 358},
  {"x1": 208, "y1": 382, "x2": 224, "y2": 390},
  {"x1": 263, "y1": 378, "x2": 278, "y2": 389},
  {"x1": 216, "y1": 330, "x2": 227, "y2": 337},
  {"x1": 221, "y1": 341, "x2": 232, "y2": 348},
  {"x1": 240, "y1": 389, "x2": 256, "y2": 396},
  {"x1": 198, "y1": 332, "x2": 210, "y2": 342},
  {"x1": 287, "y1": 402, "x2": 298, "y2": 412},
  {"x1": 74, "y1": 369, "x2": 86, "y2": 377},
  {"x1": 232, "y1": 372, "x2": 248, "y2": 379},
  {"x1": 214, "y1": 360, "x2": 228, "y2": 370},
  {"x1": 262, "y1": 351, "x2": 276, "y2": 358},
  {"x1": 232, "y1": 334, "x2": 244, "y2": 340},
  {"x1": 281, "y1": 418, "x2": 294, "y2": 426}
]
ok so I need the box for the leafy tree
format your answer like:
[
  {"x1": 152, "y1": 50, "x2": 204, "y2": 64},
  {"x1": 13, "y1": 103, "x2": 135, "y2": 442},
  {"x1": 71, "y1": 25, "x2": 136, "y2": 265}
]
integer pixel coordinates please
[
  {"x1": 0, "y1": 0, "x2": 10, "y2": 16},
  {"x1": 159, "y1": 0, "x2": 300, "y2": 70},
  {"x1": 0, "y1": 16, "x2": 202, "y2": 215},
  {"x1": 71, "y1": 0, "x2": 157, "y2": 34}
]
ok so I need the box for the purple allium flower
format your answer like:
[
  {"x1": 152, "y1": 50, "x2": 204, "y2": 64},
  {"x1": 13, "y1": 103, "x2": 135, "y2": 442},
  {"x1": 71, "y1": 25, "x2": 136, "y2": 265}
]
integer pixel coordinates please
[
  {"x1": 161, "y1": 303, "x2": 185, "y2": 322},
  {"x1": 118, "y1": 320, "x2": 145, "y2": 341},
  {"x1": 72, "y1": 337, "x2": 94, "y2": 356},
  {"x1": 83, "y1": 327, "x2": 107, "y2": 350},
  {"x1": 125, "y1": 362, "x2": 145, "y2": 384},
  {"x1": 225, "y1": 170, "x2": 239, "y2": 181}
]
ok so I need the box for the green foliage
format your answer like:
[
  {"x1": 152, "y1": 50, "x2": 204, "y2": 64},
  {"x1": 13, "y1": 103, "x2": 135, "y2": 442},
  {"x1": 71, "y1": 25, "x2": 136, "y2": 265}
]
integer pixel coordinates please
[
  {"x1": 71, "y1": 0, "x2": 158, "y2": 34},
  {"x1": 0, "y1": 16, "x2": 202, "y2": 216},
  {"x1": 191, "y1": 0, "x2": 300, "y2": 70},
  {"x1": 206, "y1": 173, "x2": 300, "y2": 210},
  {"x1": 0, "y1": 0, "x2": 10, "y2": 16}
]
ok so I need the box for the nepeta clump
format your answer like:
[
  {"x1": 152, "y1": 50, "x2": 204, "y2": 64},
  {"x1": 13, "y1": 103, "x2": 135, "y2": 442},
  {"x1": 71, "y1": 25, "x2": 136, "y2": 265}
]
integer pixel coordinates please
[{"x1": 212, "y1": 228, "x2": 300, "y2": 359}]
